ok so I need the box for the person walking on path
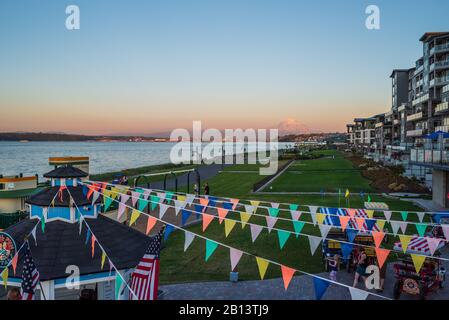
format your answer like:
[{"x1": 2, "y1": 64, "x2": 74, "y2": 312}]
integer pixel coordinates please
[
  {"x1": 326, "y1": 254, "x2": 340, "y2": 281},
  {"x1": 194, "y1": 184, "x2": 199, "y2": 196},
  {"x1": 353, "y1": 249, "x2": 368, "y2": 288},
  {"x1": 204, "y1": 183, "x2": 210, "y2": 196}
]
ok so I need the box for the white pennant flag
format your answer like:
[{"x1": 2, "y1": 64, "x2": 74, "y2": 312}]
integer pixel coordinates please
[
  {"x1": 230, "y1": 248, "x2": 243, "y2": 271},
  {"x1": 441, "y1": 225, "x2": 449, "y2": 241},
  {"x1": 308, "y1": 235, "x2": 322, "y2": 255},
  {"x1": 310, "y1": 212, "x2": 317, "y2": 226},
  {"x1": 79, "y1": 215, "x2": 83, "y2": 235},
  {"x1": 31, "y1": 225, "x2": 37, "y2": 246},
  {"x1": 142, "y1": 190, "x2": 150, "y2": 201},
  {"x1": 384, "y1": 211, "x2": 392, "y2": 221},
  {"x1": 157, "y1": 192, "x2": 166, "y2": 202},
  {"x1": 399, "y1": 221, "x2": 408, "y2": 234},
  {"x1": 427, "y1": 237, "x2": 442, "y2": 256},
  {"x1": 117, "y1": 203, "x2": 127, "y2": 221},
  {"x1": 271, "y1": 202, "x2": 280, "y2": 209},
  {"x1": 184, "y1": 231, "x2": 195, "y2": 252},
  {"x1": 349, "y1": 287, "x2": 369, "y2": 300},
  {"x1": 290, "y1": 210, "x2": 301, "y2": 221},
  {"x1": 120, "y1": 194, "x2": 130, "y2": 204},
  {"x1": 131, "y1": 191, "x2": 141, "y2": 206},
  {"x1": 91, "y1": 191, "x2": 100, "y2": 206},
  {"x1": 159, "y1": 204, "x2": 169, "y2": 219},
  {"x1": 309, "y1": 206, "x2": 319, "y2": 214},
  {"x1": 390, "y1": 221, "x2": 401, "y2": 236},
  {"x1": 186, "y1": 194, "x2": 195, "y2": 206},
  {"x1": 319, "y1": 224, "x2": 332, "y2": 239},
  {"x1": 416, "y1": 212, "x2": 425, "y2": 223},
  {"x1": 250, "y1": 224, "x2": 263, "y2": 243},
  {"x1": 244, "y1": 205, "x2": 255, "y2": 214},
  {"x1": 265, "y1": 216, "x2": 278, "y2": 233},
  {"x1": 173, "y1": 200, "x2": 184, "y2": 216}
]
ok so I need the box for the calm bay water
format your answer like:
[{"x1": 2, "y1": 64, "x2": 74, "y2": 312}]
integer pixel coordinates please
[{"x1": 0, "y1": 141, "x2": 292, "y2": 178}]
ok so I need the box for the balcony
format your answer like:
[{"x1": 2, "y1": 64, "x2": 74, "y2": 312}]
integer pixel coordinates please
[
  {"x1": 375, "y1": 122, "x2": 384, "y2": 128},
  {"x1": 435, "y1": 101, "x2": 449, "y2": 114},
  {"x1": 407, "y1": 112, "x2": 423, "y2": 122},
  {"x1": 435, "y1": 125, "x2": 449, "y2": 132},
  {"x1": 412, "y1": 93, "x2": 429, "y2": 106},
  {"x1": 430, "y1": 76, "x2": 449, "y2": 87},
  {"x1": 410, "y1": 149, "x2": 449, "y2": 166},
  {"x1": 406, "y1": 129, "x2": 423, "y2": 137}
]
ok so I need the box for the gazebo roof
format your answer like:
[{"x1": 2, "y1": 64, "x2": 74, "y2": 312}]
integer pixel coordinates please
[
  {"x1": 5, "y1": 215, "x2": 154, "y2": 281},
  {"x1": 44, "y1": 166, "x2": 88, "y2": 179},
  {"x1": 26, "y1": 186, "x2": 99, "y2": 207}
]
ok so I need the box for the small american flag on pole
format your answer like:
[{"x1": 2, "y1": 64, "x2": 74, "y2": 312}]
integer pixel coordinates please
[
  {"x1": 21, "y1": 242, "x2": 40, "y2": 300},
  {"x1": 129, "y1": 227, "x2": 164, "y2": 300}
]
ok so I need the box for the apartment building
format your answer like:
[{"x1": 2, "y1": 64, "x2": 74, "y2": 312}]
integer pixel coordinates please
[{"x1": 346, "y1": 117, "x2": 376, "y2": 153}]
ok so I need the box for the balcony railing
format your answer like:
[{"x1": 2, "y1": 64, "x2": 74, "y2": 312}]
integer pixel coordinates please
[
  {"x1": 435, "y1": 101, "x2": 449, "y2": 113},
  {"x1": 410, "y1": 148, "x2": 449, "y2": 165},
  {"x1": 406, "y1": 129, "x2": 423, "y2": 137},
  {"x1": 407, "y1": 112, "x2": 423, "y2": 122},
  {"x1": 412, "y1": 93, "x2": 429, "y2": 106},
  {"x1": 435, "y1": 125, "x2": 449, "y2": 132}
]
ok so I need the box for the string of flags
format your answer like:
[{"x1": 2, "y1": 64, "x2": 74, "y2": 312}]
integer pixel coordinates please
[
  {"x1": 82, "y1": 181, "x2": 449, "y2": 271},
  {"x1": 90, "y1": 185, "x2": 390, "y2": 300}
]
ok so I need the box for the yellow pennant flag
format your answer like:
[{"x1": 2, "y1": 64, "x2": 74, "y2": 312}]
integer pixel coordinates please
[
  {"x1": 177, "y1": 195, "x2": 186, "y2": 202},
  {"x1": 345, "y1": 189, "x2": 350, "y2": 198},
  {"x1": 411, "y1": 254, "x2": 426, "y2": 273},
  {"x1": 129, "y1": 209, "x2": 141, "y2": 226},
  {"x1": 1, "y1": 268, "x2": 8, "y2": 288},
  {"x1": 376, "y1": 219, "x2": 386, "y2": 231},
  {"x1": 399, "y1": 235, "x2": 412, "y2": 253},
  {"x1": 101, "y1": 251, "x2": 106, "y2": 270},
  {"x1": 250, "y1": 201, "x2": 260, "y2": 211},
  {"x1": 316, "y1": 213, "x2": 326, "y2": 225},
  {"x1": 240, "y1": 212, "x2": 251, "y2": 229},
  {"x1": 255, "y1": 257, "x2": 270, "y2": 280},
  {"x1": 366, "y1": 210, "x2": 374, "y2": 219},
  {"x1": 224, "y1": 219, "x2": 237, "y2": 237}
]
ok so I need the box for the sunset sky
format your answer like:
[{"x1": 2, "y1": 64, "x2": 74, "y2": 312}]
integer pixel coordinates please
[{"x1": 1, "y1": 0, "x2": 449, "y2": 135}]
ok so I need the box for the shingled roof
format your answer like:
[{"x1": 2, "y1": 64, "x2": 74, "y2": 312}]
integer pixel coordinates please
[
  {"x1": 43, "y1": 166, "x2": 88, "y2": 179},
  {"x1": 26, "y1": 186, "x2": 99, "y2": 207},
  {"x1": 5, "y1": 215, "x2": 155, "y2": 281}
]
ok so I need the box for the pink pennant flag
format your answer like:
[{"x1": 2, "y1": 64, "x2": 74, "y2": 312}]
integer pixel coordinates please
[
  {"x1": 399, "y1": 222, "x2": 408, "y2": 234},
  {"x1": 146, "y1": 216, "x2": 157, "y2": 235},
  {"x1": 230, "y1": 248, "x2": 243, "y2": 271},
  {"x1": 217, "y1": 208, "x2": 228, "y2": 224},
  {"x1": 347, "y1": 209, "x2": 357, "y2": 218},
  {"x1": 250, "y1": 224, "x2": 263, "y2": 243},
  {"x1": 131, "y1": 191, "x2": 140, "y2": 207},
  {"x1": 265, "y1": 216, "x2": 278, "y2": 233},
  {"x1": 271, "y1": 202, "x2": 280, "y2": 209},
  {"x1": 117, "y1": 203, "x2": 127, "y2": 221},
  {"x1": 384, "y1": 211, "x2": 392, "y2": 221},
  {"x1": 290, "y1": 210, "x2": 301, "y2": 221},
  {"x1": 426, "y1": 237, "x2": 442, "y2": 256}
]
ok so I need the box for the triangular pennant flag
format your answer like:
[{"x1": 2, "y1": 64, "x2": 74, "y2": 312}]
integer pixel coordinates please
[
  {"x1": 415, "y1": 223, "x2": 427, "y2": 237},
  {"x1": 164, "y1": 224, "x2": 174, "y2": 241},
  {"x1": 202, "y1": 214, "x2": 215, "y2": 232},
  {"x1": 375, "y1": 248, "x2": 390, "y2": 269},
  {"x1": 173, "y1": 200, "x2": 184, "y2": 216},
  {"x1": 205, "y1": 239, "x2": 219, "y2": 262},
  {"x1": 91, "y1": 191, "x2": 100, "y2": 206},
  {"x1": 156, "y1": 192, "x2": 166, "y2": 202},
  {"x1": 281, "y1": 265, "x2": 295, "y2": 290},
  {"x1": 347, "y1": 209, "x2": 357, "y2": 218},
  {"x1": 290, "y1": 210, "x2": 301, "y2": 221},
  {"x1": 416, "y1": 212, "x2": 425, "y2": 223},
  {"x1": 129, "y1": 209, "x2": 141, "y2": 226},
  {"x1": 410, "y1": 254, "x2": 426, "y2": 273},
  {"x1": 313, "y1": 277, "x2": 330, "y2": 300},
  {"x1": 399, "y1": 222, "x2": 408, "y2": 234},
  {"x1": 346, "y1": 229, "x2": 358, "y2": 243},
  {"x1": 341, "y1": 243, "x2": 353, "y2": 259},
  {"x1": 376, "y1": 219, "x2": 386, "y2": 231},
  {"x1": 11, "y1": 253, "x2": 18, "y2": 276},
  {"x1": 277, "y1": 230, "x2": 291, "y2": 250},
  {"x1": 115, "y1": 274, "x2": 123, "y2": 300},
  {"x1": 138, "y1": 199, "x2": 148, "y2": 212},
  {"x1": 91, "y1": 235, "x2": 96, "y2": 258},
  {"x1": 101, "y1": 251, "x2": 106, "y2": 270},
  {"x1": 184, "y1": 231, "x2": 195, "y2": 252},
  {"x1": 131, "y1": 191, "x2": 141, "y2": 207},
  {"x1": 308, "y1": 235, "x2": 322, "y2": 255},
  {"x1": 224, "y1": 219, "x2": 237, "y2": 237},
  {"x1": 349, "y1": 287, "x2": 369, "y2": 300},
  {"x1": 250, "y1": 200, "x2": 260, "y2": 209},
  {"x1": 217, "y1": 208, "x2": 228, "y2": 224},
  {"x1": 265, "y1": 216, "x2": 278, "y2": 233},
  {"x1": 31, "y1": 225, "x2": 37, "y2": 245},
  {"x1": 2, "y1": 268, "x2": 8, "y2": 289},
  {"x1": 390, "y1": 221, "x2": 401, "y2": 236},
  {"x1": 426, "y1": 237, "x2": 442, "y2": 256},
  {"x1": 159, "y1": 204, "x2": 169, "y2": 219},
  {"x1": 230, "y1": 198, "x2": 239, "y2": 210},
  {"x1": 244, "y1": 205, "x2": 255, "y2": 214},
  {"x1": 366, "y1": 210, "x2": 374, "y2": 219},
  {"x1": 255, "y1": 257, "x2": 269, "y2": 280},
  {"x1": 41, "y1": 215, "x2": 46, "y2": 233},
  {"x1": 185, "y1": 194, "x2": 195, "y2": 205},
  {"x1": 150, "y1": 195, "x2": 159, "y2": 211},
  {"x1": 316, "y1": 213, "x2": 326, "y2": 225},
  {"x1": 310, "y1": 212, "x2": 317, "y2": 226},
  {"x1": 117, "y1": 203, "x2": 127, "y2": 221},
  {"x1": 240, "y1": 212, "x2": 251, "y2": 229},
  {"x1": 177, "y1": 195, "x2": 186, "y2": 202},
  {"x1": 268, "y1": 207, "x2": 280, "y2": 217},
  {"x1": 384, "y1": 211, "x2": 392, "y2": 221},
  {"x1": 85, "y1": 229, "x2": 91, "y2": 245},
  {"x1": 181, "y1": 209, "x2": 191, "y2": 225},
  {"x1": 365, "y1": 219, "x2": 376, "y2": 231},
  {"x1": 318, "y1": 224, "x2": 331, "y2": 239},
  {"x1": 289, "y1": 204, "x2": 299, "y2": 211},
  {"x1": 199, "y1": 198, "x2": 209, "y2": 208},
  {"x1": 292, "y1": 221, "x2": 305, "y2": 237},
  {"x1": 146, "y1": 216, "x2": 157, "y2": 235},
  {"x1": 223, "y1": 202, "x2": 233, "y2": 210},
  {"x1": 270, "y1": 202, "x2": 280, "y2": 209},
  {"x1": 230, "y1": 248, "x2": 243, "y2": 271},
  {"x1": 250, "y1": 224, "x2": 263, "y2": 243},
  {"x1": 355, "y1": 217, "x2": 365, "y2": 230},
  {"x1": 165, "y1": 192, "x2": 174, "y2": 203},
  {"x1": 339, "y1": 216, "x2": 351, "y2": 231},
  {"x1": 308, "y1": 205, "x2": 319, "y2": 215},
  {"x1": 400, "y1": 211, "x2": 409, "y2": 221},
  {"x1": 103, "y1": 194, "x2": 113, "y2": 212},
  {"x1": 371, "y1": 231, "x2": 385, "y2": 248},
  {"x1": 398, "y1": 235, "x2": 412, "y2": 253}
]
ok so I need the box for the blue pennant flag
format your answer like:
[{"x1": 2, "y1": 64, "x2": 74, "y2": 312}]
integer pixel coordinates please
[
  {"x1": 208, "y1": 197, "x2": 217, "y2": 207},
  {"x1": 82, "y1": 185, "x2": 88, "y2": 196},
  {"x1": 181, "y1": 209, "x2": 191, "y2": 225},
  {"x1": 346, "y1": 229, "x2": 358, "y2": 243},
  {"x1": 164, "y1": 224, "x2": 175, "y2": 241},
  {"x1": 340, "y1": 243, "x2": 353, "y2": 260},
  {"x1": 313, "y1": 277, "x2": 330, "y2": 300},
  {"x1": 85, "y1": 229, "x2": 91, "y2": 245},
  {"x1": 365, "y1": 219, "x2": 377, "y2": 231},
  {"x1": 194, "y1": 205, "x2": 204, "y2": 219},
  {"x1": 223, "y1": 202, "x2": 233, "y2": 210}
]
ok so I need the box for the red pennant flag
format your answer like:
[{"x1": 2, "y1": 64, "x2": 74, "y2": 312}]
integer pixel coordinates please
[
  {"x1": 11, "y1": 254, "x2": 18, "y2": 276},
  {"x1": 199, "y1": 198, "x2": 209, "y2": 210},
  {"x1": 375, "y1": 248, "x2": 390, "y2": 269},
  {"x1": 230, "y1": 198, "x2": 240, "y2": 210},
  {"x1": 371, "y1": 231, "x2": 385, "y2": 248},
  {"x1": 281, "y1": 265, "x2": 296, "y2": 290},
  {"x1": 347, "y1": 209, "x2": 357, "y2": 218},
  {"x1": 217, "y1": 208, "x2": 228, "y2": 224},
  {"x1": 146, "y1": 216, "x2": 157, "y2": 235},
  {"x1": 339, "y1": 216, "x2": 351, "y2": 231},
  {"x1": 91, "y1": 235, "x2": 96, "y2": 258},
  {"x1": 355, "y1": 217, "x2": 365, "y2": 230},
  {"x1": 203, "y1": 214, "x2": 215, "y2": 231}
]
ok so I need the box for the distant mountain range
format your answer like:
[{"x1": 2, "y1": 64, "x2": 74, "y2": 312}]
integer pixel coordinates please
[{"x1": 0, "y1": 132, "x2": 165, "y2": 142}]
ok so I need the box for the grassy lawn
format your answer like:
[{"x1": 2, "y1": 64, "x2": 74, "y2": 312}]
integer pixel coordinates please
[
  {"x1": 265, "y1": 150, "x2": 374, "y2": 192},
  {"x1": 158, "y1": 151, "x2": 426, "y2": 284}
]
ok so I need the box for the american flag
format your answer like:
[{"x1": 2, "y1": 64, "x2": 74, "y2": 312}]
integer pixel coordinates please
[
  {"x1": 129, "y1": 227, "x2": 164, "y2": 300},
  {"x1": 21, "y1": 242, "x2": 40, "y2": 300}
]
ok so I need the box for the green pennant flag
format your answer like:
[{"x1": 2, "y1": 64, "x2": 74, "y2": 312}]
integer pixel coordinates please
[
  {"x1": 415, "y1": 223, "x2": 427, "y2": 237},
  {"x1": 277, "y1": 230, "x2": 291, "y2": 250},
  {"x1": 400, "y1": 211, "x2": 409, "y2": 221},
  {"x1": 205, "y1": 240, "x2": 219, "y2": 262},
  {"x1": 292, "y1": 221, "x2": 305, "y2": 237},
  {"x1": 268, "y1": 208, "x2": 280, "y2": 217},
  {"x1": 115, "y1": 273, "x2": 123, "y2": 300},
  {"x1": 367, "y1": 195, "x2": 371, "y2": 203},
  {"x1": 150, "y1": 196, "x2": 159, "y2": 211},
  {"x1": 165, "y1": 192, "x2": 174, "y2": 203},
  {"x1": 289, "y1": 204, "x2": 299, "y2": 211},
  {"x1": 138, "y1": 199, "x2": 148, "y2": 211},
  {"x1": 41, "y1": 217, "x2": 45, "y2": 233},
  {"x1": 104, "y1": 197, "x2": 113, "y2": 212}
]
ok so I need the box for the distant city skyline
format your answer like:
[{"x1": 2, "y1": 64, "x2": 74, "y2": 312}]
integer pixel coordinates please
[{"x1": 1, "y1": 0, "x2": 449, "y2": 135}]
